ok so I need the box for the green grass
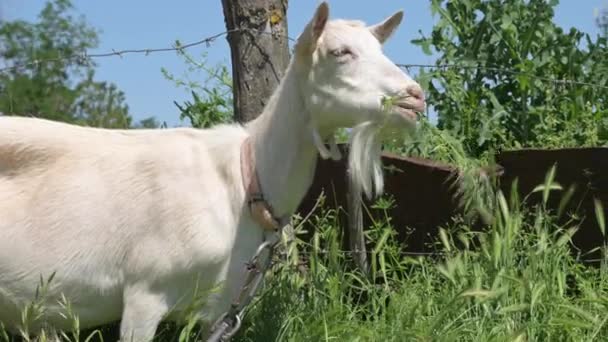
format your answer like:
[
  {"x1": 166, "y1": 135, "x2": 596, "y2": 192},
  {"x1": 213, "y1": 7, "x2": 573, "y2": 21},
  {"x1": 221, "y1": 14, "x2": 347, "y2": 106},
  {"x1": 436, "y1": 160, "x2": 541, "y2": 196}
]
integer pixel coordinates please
[
  {"x1": 4, "y1": 192, "x2": 608, "y2": 342},
  {"x1": 233, "y1": 186, "x2": 608, "y2": 342}
]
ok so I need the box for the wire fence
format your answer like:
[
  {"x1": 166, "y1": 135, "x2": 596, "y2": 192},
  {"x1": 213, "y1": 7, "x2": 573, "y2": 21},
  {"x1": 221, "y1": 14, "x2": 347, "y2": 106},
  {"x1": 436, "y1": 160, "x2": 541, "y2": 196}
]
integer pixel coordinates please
[
  {"x1": 396, "y1": 63, "x2": 608, "y2": 90},
  {"x1": 272, "y1": 247, "x2": 603, "y2": 264},
  {"x1": 280, "y1": 248, "x2": 441, "y2": 257},
  {"x1": 1, "y1": 29, "x2": 607, "y2": 92},
  {"x1": 0, "y1": 28, "x2": 294, "y2": 74}
]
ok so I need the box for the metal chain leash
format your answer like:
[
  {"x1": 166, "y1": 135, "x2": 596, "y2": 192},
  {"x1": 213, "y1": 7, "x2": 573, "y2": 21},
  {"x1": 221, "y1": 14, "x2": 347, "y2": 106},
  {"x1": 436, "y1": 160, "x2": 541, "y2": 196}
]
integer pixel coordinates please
[{"x1": 205, "y1": 223, "x2": 289, "y2": 342}]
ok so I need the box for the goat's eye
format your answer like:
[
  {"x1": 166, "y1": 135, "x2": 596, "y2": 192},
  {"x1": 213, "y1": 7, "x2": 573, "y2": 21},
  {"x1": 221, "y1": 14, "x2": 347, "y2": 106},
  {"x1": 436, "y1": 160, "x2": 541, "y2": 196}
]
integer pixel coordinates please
[{"x1": 330, "y1": 47, "x2": 353, "y2": 58}]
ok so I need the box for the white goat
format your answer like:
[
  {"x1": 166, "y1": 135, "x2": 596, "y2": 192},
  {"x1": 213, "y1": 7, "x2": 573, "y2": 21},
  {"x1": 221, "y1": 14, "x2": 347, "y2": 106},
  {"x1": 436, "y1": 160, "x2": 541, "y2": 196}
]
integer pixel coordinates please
[{"x1": 0, "y1": 3, "x2": 425, "y2": 341}]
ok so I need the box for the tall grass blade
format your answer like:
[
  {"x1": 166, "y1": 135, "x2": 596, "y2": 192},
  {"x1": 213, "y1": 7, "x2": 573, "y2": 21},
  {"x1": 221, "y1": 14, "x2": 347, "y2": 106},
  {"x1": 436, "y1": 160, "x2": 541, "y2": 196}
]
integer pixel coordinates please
[
  {"x1": 439, "y1": 228, "x2": 452, "y2": 253},
  {"x1": 531, "y1": 164, "x2": 561, "y2": 206},
  {"x1": 594, "y1": 198, "x2": 606, "y2": 237},
  {"x1": 556, "y1": 227, "x2": 578, "y2": 247},
  {"x1": 557, "y1": 184, "x2": 576, "y2": 218}
]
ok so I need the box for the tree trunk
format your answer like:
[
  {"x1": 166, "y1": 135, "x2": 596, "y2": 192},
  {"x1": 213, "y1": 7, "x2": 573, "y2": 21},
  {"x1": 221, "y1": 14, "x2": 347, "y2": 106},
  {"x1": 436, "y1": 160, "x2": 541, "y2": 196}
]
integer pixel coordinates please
[{"x1": 221, "y1": 0, "x2": 290, "y2": 123}]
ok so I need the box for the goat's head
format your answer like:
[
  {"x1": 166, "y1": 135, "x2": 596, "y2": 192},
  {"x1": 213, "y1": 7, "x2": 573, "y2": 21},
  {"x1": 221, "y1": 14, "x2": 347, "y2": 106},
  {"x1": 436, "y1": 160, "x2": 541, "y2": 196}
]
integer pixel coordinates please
[
  {"x1": 295, "y1": 2, "x2": 426, "y2": 134},
  {"x1": 293, "y1": 2, "x2": 426, "y2": 199}
]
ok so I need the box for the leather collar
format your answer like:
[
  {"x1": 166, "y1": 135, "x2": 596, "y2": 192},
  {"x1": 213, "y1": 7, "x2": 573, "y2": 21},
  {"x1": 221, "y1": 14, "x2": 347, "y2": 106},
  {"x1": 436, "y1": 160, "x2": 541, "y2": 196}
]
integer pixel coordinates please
[{"x1": 240, "y1": 137, "x2": 281, "y2": 231}]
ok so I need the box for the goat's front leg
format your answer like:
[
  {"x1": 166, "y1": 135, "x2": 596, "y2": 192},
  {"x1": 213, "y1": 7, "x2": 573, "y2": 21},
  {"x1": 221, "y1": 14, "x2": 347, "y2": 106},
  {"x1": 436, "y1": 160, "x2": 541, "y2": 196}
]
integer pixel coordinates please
[{"x1": 120, "y1": 284, "x2": 169, "y2": 342}]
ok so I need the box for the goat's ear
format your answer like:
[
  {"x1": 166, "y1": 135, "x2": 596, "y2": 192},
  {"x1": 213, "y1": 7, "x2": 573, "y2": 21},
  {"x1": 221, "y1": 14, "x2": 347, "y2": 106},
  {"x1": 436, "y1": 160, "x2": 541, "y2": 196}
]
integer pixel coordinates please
[
  {"x1": 369, "y1": 10, "x2": 403, "y2": 44},
  {"x1": 295, "y1": 2, "x2": 329, "y2": 55}
]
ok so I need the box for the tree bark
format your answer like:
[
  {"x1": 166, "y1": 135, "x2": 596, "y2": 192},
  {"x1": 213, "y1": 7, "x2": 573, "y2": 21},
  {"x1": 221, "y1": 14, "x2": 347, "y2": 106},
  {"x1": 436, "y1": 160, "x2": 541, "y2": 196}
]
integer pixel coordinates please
[{"x1": 221, "y1": 0, "x2": 290, "y2": 123}]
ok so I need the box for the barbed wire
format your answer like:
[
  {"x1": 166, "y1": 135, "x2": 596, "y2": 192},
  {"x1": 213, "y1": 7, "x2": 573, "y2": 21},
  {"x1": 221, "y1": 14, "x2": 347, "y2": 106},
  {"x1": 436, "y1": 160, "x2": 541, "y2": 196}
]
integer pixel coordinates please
[
  {"x1": 1, "y1": 30, "x2": 606, "y2": 92},
  {"x1": 292, "y1": 249, "x2": 440, "y2": 257},
  {"x1": 270, "y1": 250, "x2": 604, "y2": 268},
  {"x1": 0, "y1": 28, "x2": 295, "y2": 74},
  {"x1": 397, "y1": 63, "x2": 608, "y2": 90},
  {"x1": 274, "y1": 247, "x2": 602, "y2": 263}
]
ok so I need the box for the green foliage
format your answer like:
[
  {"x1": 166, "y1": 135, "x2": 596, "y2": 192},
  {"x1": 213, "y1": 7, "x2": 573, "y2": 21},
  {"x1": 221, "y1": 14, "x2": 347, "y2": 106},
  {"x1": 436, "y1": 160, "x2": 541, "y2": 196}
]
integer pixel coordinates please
[
  {"x1": 3, "y1": 185, "x2": 607, "y2": 341},
  {"x1": 234, "y1": 186, "x2": 608, "y2": 341},
  {"x1": 132, "y1": 117, "x2": 163, "y2": 129},
  {"x1": 162, "y1": 49, "x2": 233, "y2": 128},
  {"x1": 0, "y1": 0, "x2": 157, "y2": 129},
  {"x1": 386, "y1": 116, "x2": 497, "y2": 224},
  {"x1": 412, "y1": 0, "x2": 608, "y2": 156},
  {"x1": 0, "y1": 0, "x2": 96, "y2": 121},
  {"x1": 72, "y1": 71, "x2": 132, "y2": 128}
]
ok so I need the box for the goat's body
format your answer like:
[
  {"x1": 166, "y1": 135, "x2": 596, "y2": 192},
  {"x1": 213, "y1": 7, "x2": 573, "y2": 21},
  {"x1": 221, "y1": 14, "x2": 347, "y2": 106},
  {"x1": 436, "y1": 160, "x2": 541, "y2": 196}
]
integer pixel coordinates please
[
  {"x1": 0, "y1": 4, "x2": 424, "y2": 339},
  {"x1": 0, "y1": 117, "x2": 262, "y2": 333}
]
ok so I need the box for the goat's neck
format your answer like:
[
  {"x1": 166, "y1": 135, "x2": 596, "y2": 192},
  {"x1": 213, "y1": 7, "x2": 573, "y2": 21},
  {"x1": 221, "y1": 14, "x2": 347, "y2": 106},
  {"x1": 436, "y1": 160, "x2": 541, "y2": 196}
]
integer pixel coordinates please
[{"x1": 246, "y1": 65, "x2": 319, "y2": 218}]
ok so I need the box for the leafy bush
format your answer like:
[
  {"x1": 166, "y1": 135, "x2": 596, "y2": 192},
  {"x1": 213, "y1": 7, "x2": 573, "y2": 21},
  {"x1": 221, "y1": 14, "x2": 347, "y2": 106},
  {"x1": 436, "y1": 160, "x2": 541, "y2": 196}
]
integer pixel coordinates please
[
  {"x1": 412, "y1": 0, "x2": 608, "y2": 156},
  {"x1": 0, "y1": 0, "x2": 157, "y2": 128},
  {"x1": 162, "y1": 50, "x2": 233, "y2": 128}
]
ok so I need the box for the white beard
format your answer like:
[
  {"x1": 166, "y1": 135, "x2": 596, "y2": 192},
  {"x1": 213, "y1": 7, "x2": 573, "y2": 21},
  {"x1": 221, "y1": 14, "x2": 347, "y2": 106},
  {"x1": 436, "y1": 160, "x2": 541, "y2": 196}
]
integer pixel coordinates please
[{"x1": 348, "y1": 121, "x2": 384, "y2": 200}]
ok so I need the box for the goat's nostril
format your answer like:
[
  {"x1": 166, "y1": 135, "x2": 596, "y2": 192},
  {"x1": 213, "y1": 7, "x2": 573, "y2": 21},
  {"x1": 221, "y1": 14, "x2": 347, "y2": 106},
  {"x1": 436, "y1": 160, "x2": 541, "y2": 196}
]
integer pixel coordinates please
[{"x1": 406, "y1": 85, "x2": 425, "y2": 102}]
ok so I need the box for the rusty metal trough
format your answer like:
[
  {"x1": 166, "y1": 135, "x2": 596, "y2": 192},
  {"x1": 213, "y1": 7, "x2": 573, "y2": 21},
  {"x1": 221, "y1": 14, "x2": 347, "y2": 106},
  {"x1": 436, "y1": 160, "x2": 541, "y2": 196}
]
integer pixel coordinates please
[{"x1": 296, "y1": 146, "x2": 608, "y2": 262}]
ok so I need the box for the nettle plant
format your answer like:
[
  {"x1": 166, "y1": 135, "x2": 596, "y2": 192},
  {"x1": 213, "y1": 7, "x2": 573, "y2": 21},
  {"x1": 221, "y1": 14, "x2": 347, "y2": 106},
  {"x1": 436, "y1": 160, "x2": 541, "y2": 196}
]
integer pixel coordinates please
[
  {"x1": 162, "y1": 49, "x2": 234, "y2": 128},
  {"x1": 413, "y1": 0, "x2": 608, "y2": 156}
]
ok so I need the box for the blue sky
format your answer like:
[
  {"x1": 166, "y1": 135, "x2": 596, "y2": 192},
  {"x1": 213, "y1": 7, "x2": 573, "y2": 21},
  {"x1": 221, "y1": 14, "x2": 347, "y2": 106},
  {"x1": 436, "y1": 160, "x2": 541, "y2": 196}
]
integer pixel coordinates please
[{"x1": 2, "y1": 0, "x2": 606, "y2": 127}]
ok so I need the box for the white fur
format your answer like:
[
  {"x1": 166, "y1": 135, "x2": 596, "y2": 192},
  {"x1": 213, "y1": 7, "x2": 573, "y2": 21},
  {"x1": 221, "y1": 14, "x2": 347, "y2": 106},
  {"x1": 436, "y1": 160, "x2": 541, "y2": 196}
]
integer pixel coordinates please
[
  {"x1": 312, "y1": 128, "x2": 341, "y2": 161},
  {"x1": 0, "y1": 3, "x2": 424, "y2": 341},
  {"x1": 348, "y1": 121, "x2": 384, "y2": 200}
]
